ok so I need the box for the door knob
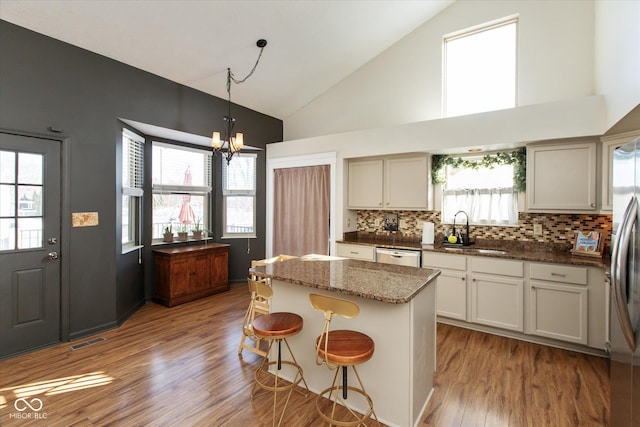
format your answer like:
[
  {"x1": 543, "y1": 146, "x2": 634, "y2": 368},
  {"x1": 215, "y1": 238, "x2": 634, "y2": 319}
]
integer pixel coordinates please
[{"x1": 48, "y1": 252, "x2": 59, "y2": 260}]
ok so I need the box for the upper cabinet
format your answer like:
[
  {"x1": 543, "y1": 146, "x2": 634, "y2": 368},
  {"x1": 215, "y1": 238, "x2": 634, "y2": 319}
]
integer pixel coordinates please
[
  {"x1": 348, "y1": 159, "x2": 384, "y2": 208},
  {"x1": 601, "y1": 130, "x2": 640, "y2": 211},
  {"x1": 526, "y1": 140, "x2": 597, "y2": 212},
  {"x1": 348, "y1": 155, "x2": 428, "y2": 210}
]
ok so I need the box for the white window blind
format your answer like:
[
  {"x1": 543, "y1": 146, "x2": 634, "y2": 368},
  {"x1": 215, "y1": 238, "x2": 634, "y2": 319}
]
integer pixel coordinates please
[{"x1": 123, "y1": 129, "x2": 144, "y2": 197}]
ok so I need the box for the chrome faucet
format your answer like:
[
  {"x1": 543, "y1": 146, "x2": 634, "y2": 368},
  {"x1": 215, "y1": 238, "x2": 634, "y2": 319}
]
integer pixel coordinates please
[{"x1": 452, "y1": 210, "x2": 473, "y2": 246}]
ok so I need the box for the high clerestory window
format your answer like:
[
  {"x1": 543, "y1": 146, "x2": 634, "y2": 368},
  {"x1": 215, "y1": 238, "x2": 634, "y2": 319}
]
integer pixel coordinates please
[{"x1": 444, "y1": 17, "x2": 518, "y2": 118}]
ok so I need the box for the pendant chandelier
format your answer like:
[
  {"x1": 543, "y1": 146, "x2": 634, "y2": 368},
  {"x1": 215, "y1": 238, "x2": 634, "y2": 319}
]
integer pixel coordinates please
[{"x1": 212, "y1": 39, "x2": 267, "y2": 164}]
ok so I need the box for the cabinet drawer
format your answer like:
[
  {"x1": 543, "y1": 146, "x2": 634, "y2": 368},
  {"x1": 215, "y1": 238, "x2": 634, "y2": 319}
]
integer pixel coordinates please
[
  {"x1": 336, "y1": 244, "x2": 376, "y2": 261},
  {"x1": 470, "y1": 257, "x2": 523, "y2": 278},
  {"x1": 530, "y1": 263, "x2": 587, "y2": 285},
  {"x1": 423, "y1": 252, "x2": 466, "y2": 271}
]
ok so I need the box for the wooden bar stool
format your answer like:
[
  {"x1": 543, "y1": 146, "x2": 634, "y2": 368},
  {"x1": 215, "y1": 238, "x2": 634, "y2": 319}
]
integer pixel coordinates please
[
  {"x1": 309, "y1": 293, "x2": 378, "y2": 426},
  {"x1": 238, "y1": 278, "x2": 270, "y2": 357},
  {"x1": 251, "y1": 280, "x2": 309, "y2": 426},
  {"x1": 239, "y1": 255, "x2": 298, "y2": 357}
]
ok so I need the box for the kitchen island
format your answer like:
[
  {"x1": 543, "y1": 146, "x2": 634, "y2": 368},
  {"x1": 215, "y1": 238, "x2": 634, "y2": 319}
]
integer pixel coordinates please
[{"x1": 251, "y1": 255, "x2": 440, "y2": 427}]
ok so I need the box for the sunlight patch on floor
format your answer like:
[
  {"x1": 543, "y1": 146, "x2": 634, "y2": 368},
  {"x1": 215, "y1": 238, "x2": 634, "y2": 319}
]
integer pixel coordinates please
[{"x1": 0, "y1": 371, "x2": 114, "y2": 404}]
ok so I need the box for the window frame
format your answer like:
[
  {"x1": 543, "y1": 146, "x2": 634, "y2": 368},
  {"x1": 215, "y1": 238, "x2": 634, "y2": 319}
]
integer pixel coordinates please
[
  {"x1": 121, "y1": 128, "x2": 144, "y2": 253},
  {"x1": 440, "y1": 154, "x2": 519, "y2": 226},
  {"x1": 443, "y1": 15, "x2": 518, "y2": 118},
  {"x1": 221, "y1": 153, "x2": 257, "y2": 239},
  {"x1": 151, "y1": 141, "x2": 212, "y2": 243}
]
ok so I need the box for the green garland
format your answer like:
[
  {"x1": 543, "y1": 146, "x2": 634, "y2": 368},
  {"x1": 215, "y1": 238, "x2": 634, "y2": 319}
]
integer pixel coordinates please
[{"x1": 431, "y1": 147, "x2": 526, "y2": 192}]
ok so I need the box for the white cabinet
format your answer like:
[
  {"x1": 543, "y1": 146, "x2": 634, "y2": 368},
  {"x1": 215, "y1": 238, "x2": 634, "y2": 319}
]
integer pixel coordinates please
[
  {"x1": 423, "y1": 252, "x2": 467, "y2": 321},
  {"x1": 529, "y1": 281, "x2": 588, "y2": 344},
  {"x1": 470, "y1": 257, "x2": 524, "y2": 332},
  {"x1": 336, "y1": 243, "x2": 375, "y2": 261},
  {"x1": 526, "y1": 140, "x2": 597, "y2": 212},
  {"x1": 384, "y1": 157, "x2": 428, "y2": 209},
  {"x1": 348, "y1": 156, "x2": 428, "y2": 210},
  {"x1": 348, "y1": 160, "x2": 383, "y2": 208},
  {"x1": 423, "y1": 251, "x2": 607, "y2": 351},
  {"x1": 528, "y1": 263, "x2": 593, "y2": 346}
]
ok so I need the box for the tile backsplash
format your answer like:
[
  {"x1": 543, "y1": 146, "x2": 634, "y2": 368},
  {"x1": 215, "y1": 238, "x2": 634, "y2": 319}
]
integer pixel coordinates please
[{"x1": 356, "y1": 210, "x2": 613, "y2": 248}]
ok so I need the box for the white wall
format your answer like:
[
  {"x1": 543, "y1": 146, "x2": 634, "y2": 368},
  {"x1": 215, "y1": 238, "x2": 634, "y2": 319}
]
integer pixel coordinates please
[
  {"x1": 595, "y1": 0, "x2": 640, "y2": 129},
  {"x1": 284, "y1": 0, "x2": 596, "y2": 141}
]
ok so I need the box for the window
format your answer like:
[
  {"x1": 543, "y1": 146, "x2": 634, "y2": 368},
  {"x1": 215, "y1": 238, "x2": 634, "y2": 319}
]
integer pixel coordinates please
[
  {"x1": 122, "y1": 129, "x2": 144, "y2": 252},
  {"x1": 152, "y1": 142, "x2": 211, "y2": 241},
  {"x1": 222, "y1": 154, "x2": 256, "y2": 238},
  {"x1": 444, "y1": 17, "x2": 517, "y2": 118},
  {"x1": 440, "y1": 153, "x2": 520, "y2": 226}
]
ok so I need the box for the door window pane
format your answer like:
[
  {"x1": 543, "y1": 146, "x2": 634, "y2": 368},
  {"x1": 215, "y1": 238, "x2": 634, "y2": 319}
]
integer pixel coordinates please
[
  {"x1": 0, "y1": 151, "x2": 44, "y2": 250},
  {"x1": 0, "y1": 218, "x2": 15, "y2": 250},
  {"x1": 0, "y1": 151, "x2": 15, "y2": 182},
  {"x1": 17, "y1": 217, "x2": 42, "y2": 249},
  {"x1": 17, "y1": 186, "x2": 42, "y2": 217},
  {"x1": 18, "y1": 153, "x2": 43, "y2": 184},
  {"x1": 0, "y1": 184, "x2": 14, "y2": 216}
]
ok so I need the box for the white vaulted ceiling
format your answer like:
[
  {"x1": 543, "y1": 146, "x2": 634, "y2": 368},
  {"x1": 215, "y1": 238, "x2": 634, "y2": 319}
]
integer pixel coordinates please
[{"x1": 0, "y1": 0, "x2": 454, "y2": 120}]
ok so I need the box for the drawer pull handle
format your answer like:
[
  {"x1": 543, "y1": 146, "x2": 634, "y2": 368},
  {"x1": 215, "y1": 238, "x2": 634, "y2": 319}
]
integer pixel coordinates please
[
  {"x1": 350, "y1": 251, "x2": 358, "y2": 254},
  {"x1": 551, "y1": 272, "x2": 566, "y2": 277}
]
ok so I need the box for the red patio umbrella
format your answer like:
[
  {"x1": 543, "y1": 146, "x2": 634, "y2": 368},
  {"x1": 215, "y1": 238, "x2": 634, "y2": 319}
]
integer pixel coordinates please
[{"x1": 178, "y1": 166, "x2": 195, "y2": 224}]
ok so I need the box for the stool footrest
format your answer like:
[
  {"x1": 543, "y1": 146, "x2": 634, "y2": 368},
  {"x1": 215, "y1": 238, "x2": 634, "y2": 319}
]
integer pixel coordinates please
[
  {"x1": 253, "y1": 361, "x2": 307, "y2": 394},
  {"x1": 316, "y1": 385, "x2": 377, "y2": 427}
]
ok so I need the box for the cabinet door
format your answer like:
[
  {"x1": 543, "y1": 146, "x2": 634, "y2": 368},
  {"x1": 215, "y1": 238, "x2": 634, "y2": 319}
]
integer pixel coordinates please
[
  {"x1": 526, "y1": 142, "x2": 597, "y2": 211},
  {"x1": 169, "y1": 257, "x2": 192, "y2": 298},
  {"x1": 529, "y1": 281, "x2": 588, "y2": 344},
  {"x1": 190, "y1": 252, "x2": 211, "y2": 293},
  {"x1": 384, "y1": 157, "x2": 428, "y2": 209},
  {"x1": 348, "y1": 160, "x2": 383, "y2": 208},
  {"x1": 471, "y1": 275, "x2": 524, "y2": 331},
  {"x1": 436, "y1": 271, "x2": 467, "y2": 320},
  {"x1": 209, "y1": 250, "x2": 229, "y2": 292}
]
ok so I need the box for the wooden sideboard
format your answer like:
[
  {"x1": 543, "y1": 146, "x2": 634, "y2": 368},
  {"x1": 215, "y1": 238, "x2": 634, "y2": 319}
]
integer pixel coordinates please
[{"x1": 153, "y1": 243, "x2": 230, "y2": 307}]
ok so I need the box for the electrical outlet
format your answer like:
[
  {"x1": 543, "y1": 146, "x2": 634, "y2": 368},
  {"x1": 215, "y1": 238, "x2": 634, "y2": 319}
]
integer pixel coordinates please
[
  {"x1": 375, "y1": 218, "x2": 381, "y2": 227},
  {"x1": 399, "y1": 219, "x2": 406, "y2": 228},
  {"x1": 533, "y1": 224, "x2": 543, "y2": 235},
  {"x1": 346, "y1": 218, "x2": 351, "y2": 228}
]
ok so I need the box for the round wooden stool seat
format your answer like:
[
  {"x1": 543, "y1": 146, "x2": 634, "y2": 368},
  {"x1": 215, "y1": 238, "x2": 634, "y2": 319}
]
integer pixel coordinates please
[
  {"x1": 252, "y1": 312, "x2": 303, "y2": 339},
  {"x1": 315, "y1": 329, "x2": 374, "y2": 365}
]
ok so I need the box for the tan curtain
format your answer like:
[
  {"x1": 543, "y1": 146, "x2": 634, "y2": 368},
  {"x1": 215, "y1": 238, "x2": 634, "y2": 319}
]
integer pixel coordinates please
[{"x1": 273, "y1": 165, "x2": 330, "y2": 256}]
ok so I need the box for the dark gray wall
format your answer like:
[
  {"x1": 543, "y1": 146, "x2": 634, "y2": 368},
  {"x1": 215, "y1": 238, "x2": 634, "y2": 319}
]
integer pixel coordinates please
[{"x1": 0, "y1": 20, "x2": 280, "y2": 340}]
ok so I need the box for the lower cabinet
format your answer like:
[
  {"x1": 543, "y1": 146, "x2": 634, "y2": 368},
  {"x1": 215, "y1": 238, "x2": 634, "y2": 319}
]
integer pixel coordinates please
[
  {"x1": 154, "y1": 243, "x2": 230, "y2": 307},
  {"x1": 470, "y1": 257, "x2": 524, "y2": 332},
  {"x1": 422, "y1": 251, "x2": 606, "y2": 351},
  {"x1": 528, "y1": 262, "x2": 590, "y2": 345},
  {"x1": 436, "y1": 271, "x2": 467, "y2": 321},
  {"x1": 423, "y1": 252, "x2": 468, "y2": 321},
  {"x1": 529, "y1": 281, "x2": 588, "y2": 344}
]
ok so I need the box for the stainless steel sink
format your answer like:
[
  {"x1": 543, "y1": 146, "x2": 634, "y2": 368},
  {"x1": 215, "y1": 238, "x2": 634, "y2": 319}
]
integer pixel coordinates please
[{"x1": 444, "y1": 247, "x2": 508, "y2": 256}]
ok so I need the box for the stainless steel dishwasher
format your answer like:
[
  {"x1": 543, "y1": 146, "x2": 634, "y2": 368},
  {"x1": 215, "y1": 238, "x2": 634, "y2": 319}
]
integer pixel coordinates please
[{"x1": 375, "y1": 248, "x2": 421, "y2": 267}]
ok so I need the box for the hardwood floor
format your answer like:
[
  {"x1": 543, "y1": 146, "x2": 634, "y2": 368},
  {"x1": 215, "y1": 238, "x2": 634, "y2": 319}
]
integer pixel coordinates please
[{"x1": 0, "y1": 284, "x2": 609, "y2": 426}]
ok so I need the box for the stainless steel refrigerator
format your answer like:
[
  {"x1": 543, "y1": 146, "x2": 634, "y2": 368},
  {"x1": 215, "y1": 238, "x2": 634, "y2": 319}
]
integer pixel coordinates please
[{"x1": 610, "y1": 136, "x2": 640, "y2": 427}]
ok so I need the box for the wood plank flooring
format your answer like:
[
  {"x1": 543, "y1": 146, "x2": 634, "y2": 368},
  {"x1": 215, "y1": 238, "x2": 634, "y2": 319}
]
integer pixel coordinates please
[{"x1": 0, "y1": 284, "x2": 609, "y2": 426}]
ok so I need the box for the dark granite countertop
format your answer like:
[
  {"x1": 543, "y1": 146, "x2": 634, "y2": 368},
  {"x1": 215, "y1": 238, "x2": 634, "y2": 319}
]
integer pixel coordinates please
[
  {"x1": 338, "y1": 234, "x2": 609, "y2": 269},
  {"x1": 250, "y1": 254, "x2": 440, "y2": 304}
]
